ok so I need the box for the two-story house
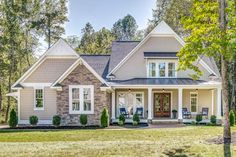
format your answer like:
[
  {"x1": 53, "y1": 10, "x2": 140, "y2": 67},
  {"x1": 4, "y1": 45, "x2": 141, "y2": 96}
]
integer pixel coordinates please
[{"x1": 8, "y1": 21, "x2": 222, "y2": 125}]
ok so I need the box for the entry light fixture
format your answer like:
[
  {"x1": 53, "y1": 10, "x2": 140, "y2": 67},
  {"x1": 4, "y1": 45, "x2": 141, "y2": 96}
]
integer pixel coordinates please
[
  {"x1": 162, "y1": 89, "x2": 165, "y2": 92},
  {"x1": 128, "y1": 89, "x2": 131, "y2": 93}
]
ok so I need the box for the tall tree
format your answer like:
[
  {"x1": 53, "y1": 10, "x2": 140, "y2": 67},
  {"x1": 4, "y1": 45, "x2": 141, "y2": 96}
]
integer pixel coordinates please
[
  {"x1": 65, "y1": 35, "x2": 80, "y2": 49},
  {"x1": 77, "y1": 24, "x2": 115, "y2": 54},
  {"x1": 77, "y1": 22, "x2": 95, "y2": 53},
  {"x1": 112, "y1": 14, "x2": 138, "y2": 41},
  {"x1": 178, "y1": 0, "x2": 236, "y2": 144},
  {"x1": 147, "y1": 0, "x2": 192, "y2": 37},
  {"x1": 32, "y1": 0, "x2": 68, "y2": 48}
]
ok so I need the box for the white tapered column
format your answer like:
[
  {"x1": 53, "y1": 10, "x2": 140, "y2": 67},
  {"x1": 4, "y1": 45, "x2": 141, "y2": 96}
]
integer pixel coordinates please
[
  {"x1": 178, "y1": 88, "x2": 183, "y2": 120},
  {"x1": 148, "y1": 88, "x2": 152, "y2": 120},
  {"x1": 111, "y1": 91, "x2": 116, "y2": 120},
  {"x1": 217, "y1": 87, "x2": 222, "y2": 119}
]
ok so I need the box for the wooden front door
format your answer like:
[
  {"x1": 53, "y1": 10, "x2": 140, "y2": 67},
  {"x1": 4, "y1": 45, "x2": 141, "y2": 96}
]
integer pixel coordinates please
[{"x1": 154, "y1": 93, "x2": 171, "y2": 117}]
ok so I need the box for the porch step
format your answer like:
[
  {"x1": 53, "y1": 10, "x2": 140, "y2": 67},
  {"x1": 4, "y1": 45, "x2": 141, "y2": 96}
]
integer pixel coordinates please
[{"x1": 150, "y1": 119, "x2": 180, "y2": 125}]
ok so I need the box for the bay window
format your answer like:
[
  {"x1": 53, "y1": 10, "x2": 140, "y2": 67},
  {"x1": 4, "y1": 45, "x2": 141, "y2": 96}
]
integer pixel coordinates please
[{"x1": 69, "y1": 85, "x2": 94, "y2": 114}]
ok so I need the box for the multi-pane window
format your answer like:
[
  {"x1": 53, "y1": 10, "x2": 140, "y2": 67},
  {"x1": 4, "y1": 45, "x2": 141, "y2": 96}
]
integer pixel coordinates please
[
  {"x1": 35, "y1": 89, "x2": 43, "y2": 110},
  {"x1": 72, "y1": 88, "x2": 80, "y2": 111},
  {"x1": 149, "y1": 62, "x2": 156, "y2": 77},
  {"x1": 190, "y1": 92, "x2": 198, "y2": 112},
  {"x1": 117, "y1": 92, "x2": 144, "y2": 117},
  {"x1": 168, "y1": 62, "x2": 175, "y2": 77},
  {"x1": 69, "y1": 85, "x2": 94, "y2": 114},
  {"x1": 148, "y1": 61, "x2": 176, "y2": 78},
  {"x1": 159, "y1": 63, "x2": 166, "y2": 77}
]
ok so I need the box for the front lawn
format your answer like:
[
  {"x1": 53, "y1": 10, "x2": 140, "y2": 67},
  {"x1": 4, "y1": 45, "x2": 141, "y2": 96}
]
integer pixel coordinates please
[{"x1": 0, "y1": 126, "x2": 235, "y2": 156}]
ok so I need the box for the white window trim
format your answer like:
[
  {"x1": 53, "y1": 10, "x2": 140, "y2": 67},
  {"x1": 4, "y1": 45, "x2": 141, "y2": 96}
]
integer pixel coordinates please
[
  {"x1": 116, "y1": 92, "x2": 144, "y2": 117},
  {"x1": 34, "y1": 87, "x2": 44, "y2": 111},
  {"x1": 190, "y1": 92, "x2": 198, "y2": 113},
  {"x1": 69, "y1": 85, "x2": 94, "y2": 114},
  {"x1": 147, "y1": 59, "x2": 178, "y2": 78}
]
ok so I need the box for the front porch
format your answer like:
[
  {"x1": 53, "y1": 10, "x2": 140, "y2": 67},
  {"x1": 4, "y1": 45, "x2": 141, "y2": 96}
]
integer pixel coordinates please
[{"x1": 111, "y1": 86, "x2": 222, "y2": 123}]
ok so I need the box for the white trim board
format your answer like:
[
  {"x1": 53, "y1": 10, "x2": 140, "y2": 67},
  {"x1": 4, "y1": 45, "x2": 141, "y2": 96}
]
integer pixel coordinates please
[
  {"x1": 12, "y1": 39, "x2": 79, "y2": 89},
  {"x1": 51, "y1": 57, "x2": 108, "y2": 87},
  {"x1": 18, "y1": 120, "x2": 52, "y2": 125},
  {"x1": 107, "y1": 21, "x2": 217, "y2": 78}
]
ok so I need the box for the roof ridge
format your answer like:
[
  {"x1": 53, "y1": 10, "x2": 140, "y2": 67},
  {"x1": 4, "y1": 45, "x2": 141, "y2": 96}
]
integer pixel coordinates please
[{"x1": 80, "y1": 54, "x2": 110, "y2": 56}]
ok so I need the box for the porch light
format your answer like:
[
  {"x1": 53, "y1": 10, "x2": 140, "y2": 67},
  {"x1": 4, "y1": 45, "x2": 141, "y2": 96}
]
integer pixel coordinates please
[
  {"x1": 128, "y1": 89, "x2": 131, "y2": 93},
  {"x1": 196, "y1": 89, "x2": 198, "y2": 92},
  {"x1": 162, "y1": 89, "x2": 165, "y2": 92}
]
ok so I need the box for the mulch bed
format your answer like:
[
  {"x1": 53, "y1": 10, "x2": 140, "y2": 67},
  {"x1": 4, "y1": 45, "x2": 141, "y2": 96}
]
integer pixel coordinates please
[{"x1": 207, "y1": 132, "x2": 236, "y2": 145}]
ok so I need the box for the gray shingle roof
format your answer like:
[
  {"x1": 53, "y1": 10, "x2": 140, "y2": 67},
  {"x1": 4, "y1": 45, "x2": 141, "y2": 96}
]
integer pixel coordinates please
[
  {"x1": 201, "y1": 55, "x2": 220, "y2": 77},
  {"x1": 144, "y1": 52, "x2": 178, "y2": 58},
  {"x1": 108, "y1": 78, "x2": 206, "y2": 85},
  {"x1": 80, "y1": 55, "x2": 110, "y2": 78},
  {"x1": 108, "y1": 41, "x2": 139, "y2": 73}
]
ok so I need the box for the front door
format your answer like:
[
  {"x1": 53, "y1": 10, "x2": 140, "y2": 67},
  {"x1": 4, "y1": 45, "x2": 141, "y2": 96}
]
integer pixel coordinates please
[{"x1": 154, "y1": 93, "x2": 171, "y2": 117}]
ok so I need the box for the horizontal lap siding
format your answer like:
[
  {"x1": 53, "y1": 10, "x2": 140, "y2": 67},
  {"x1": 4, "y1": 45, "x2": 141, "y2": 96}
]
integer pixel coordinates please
[
  {"x1": 24, "y1": 58, "x2": 76, "y2": 83},
  {"x1": 183, "y1": 89, "x2": 214, "y2": 116},
  {"x1": 20, "y1": 87, "x2": 57, "y2": 120}
]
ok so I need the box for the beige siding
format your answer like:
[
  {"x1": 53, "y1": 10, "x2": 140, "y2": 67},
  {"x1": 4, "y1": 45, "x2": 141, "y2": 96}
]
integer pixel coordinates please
[
  {"x1": 183, "y1": 89, "x2": 215, "y2": 116},
  {"x1": 113, "y1": 36, "x2": 211, "y2": 80},
  {"x1": 20, "y1": 87, "x2": 57, "y2": 120},
  {"x1": 24, "y1": 58, "x2": 76, "y2": 83}
]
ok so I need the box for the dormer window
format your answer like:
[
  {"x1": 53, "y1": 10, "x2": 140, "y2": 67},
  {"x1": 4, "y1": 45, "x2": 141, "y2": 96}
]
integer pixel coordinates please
[{"x1": 147, "y1": 60, "x2": 177, "y2": 78}]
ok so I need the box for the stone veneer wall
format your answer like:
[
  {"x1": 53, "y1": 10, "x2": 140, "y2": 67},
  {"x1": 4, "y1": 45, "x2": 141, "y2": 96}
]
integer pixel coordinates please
[{"x1": 57, "y1": 64, "x2": 111, "y2": 126}]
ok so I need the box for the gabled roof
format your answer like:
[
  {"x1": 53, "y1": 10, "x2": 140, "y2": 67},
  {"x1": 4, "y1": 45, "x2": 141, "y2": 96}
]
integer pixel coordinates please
[
  {"x1": 108, "y1": 41, "x2": 139, "y2": 73},
  {"x1": 51, "y1": 57, "x2": 108, "y2": 88},
  {"x1": 80, "y1": 55, "x2": 110, "y2": 78},
  {"x1": 12, "y1": 39, "x2": 79, "y2": 89},
  {"x1": 106, "y1": 21, "x2": 220, "y2": 78}
]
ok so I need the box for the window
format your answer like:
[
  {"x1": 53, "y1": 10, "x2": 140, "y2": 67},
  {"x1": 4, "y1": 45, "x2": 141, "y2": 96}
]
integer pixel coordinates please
[
  {"x1": 168, "y1": 62, "x2": 175, "y2": 77},
  {"x1": 159, "y1": 62, "x2": 166, "y2": 77},
  {"x1": 149, "y1": 62, "x2": 156, "y2": 77},
  {"x1": 35, "y1": 88, "x2": 44, "y2": 110},
  {"x1": 117, "y1": 92, "x2": 144, "y2": 117},
  {"x1": 148, "y1": 60, "x2": 176, "y2": 78},
  {"x1": 190, "y1": 92, "x2": 198, "y2": 112},
  {"x1": 69, "y1": 85, "x2": 94, "y2": 114}
]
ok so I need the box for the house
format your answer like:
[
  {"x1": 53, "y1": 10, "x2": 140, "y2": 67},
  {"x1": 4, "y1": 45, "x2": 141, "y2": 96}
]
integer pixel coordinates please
[{"x1": 8, "y1": 21, "x2": 222, "y2": 125}]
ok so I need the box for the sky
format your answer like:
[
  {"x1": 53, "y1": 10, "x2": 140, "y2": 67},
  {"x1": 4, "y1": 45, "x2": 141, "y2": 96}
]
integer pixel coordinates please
[{"x1": 37, "y1": 0, "x2": 156, "y2": 55}]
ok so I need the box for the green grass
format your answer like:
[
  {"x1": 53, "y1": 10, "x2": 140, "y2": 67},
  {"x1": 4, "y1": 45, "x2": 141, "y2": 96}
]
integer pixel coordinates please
[{"x1": 0, "y1": 126, "x2": 235, "y2": 157}]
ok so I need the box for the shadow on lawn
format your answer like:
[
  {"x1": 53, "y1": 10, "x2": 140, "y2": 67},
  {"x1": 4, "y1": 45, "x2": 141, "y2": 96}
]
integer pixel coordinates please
[{"x1": 163, "y1": 146, "x2": 190, "y2": 157}]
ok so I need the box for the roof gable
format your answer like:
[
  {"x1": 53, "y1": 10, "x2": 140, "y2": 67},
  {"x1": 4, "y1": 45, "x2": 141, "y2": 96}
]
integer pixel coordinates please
[
  {"x1": 107, "y1": 21, "x2": 219, "y2": 78},
  {"x1": 12, "y1": 39, "x2": 79, "y2": 89},
  {"x1": 46, "y1": 39, "x2": 79, "y2": 57},
  {"x1": 51, "y1": 57, "x2": 108, "y2": 88}
]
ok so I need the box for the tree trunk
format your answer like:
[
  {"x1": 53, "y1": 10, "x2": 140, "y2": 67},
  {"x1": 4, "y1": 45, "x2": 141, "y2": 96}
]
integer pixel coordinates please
[
  {"x1": 0, "y1": 84, "x2": 2, "y2": 111},
  {"x1": 219, "y1": 0, "x2": 231, "y2": 144}
]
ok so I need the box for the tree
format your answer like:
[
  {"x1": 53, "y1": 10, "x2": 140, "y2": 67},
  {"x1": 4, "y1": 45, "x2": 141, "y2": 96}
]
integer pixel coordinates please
[
  {"x1": 77, "y1": 22, "x2": 95, "y2": 53},
  {"x1": 147, "y1": 0, "x2": 192, "y2": 37},
  {"x1": 112, "y1": 14, "x2": 138, "y2": 41},
  {"x1": 65, "y1": 35, "x2": 80, "y2": 49},
  {"x1": 32, "y1": 0, "x2": 68, "y2": 48},
  {"x1": 178, "y1": 0, "x2": 236, "y2": 144},
  {"x1": 77, "y1": 24, "x2": 115, "y2": 54}
]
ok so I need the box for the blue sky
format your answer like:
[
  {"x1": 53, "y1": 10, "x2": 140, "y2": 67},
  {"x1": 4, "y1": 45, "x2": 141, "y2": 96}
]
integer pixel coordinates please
[{"x1": 37, "y1": 0, "x2": 156, "y2": 55}]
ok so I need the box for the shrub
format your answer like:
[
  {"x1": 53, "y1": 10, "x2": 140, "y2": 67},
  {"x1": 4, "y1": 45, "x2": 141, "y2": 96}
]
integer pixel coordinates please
[
  {"x1": 210, "y1": 115, "x2": 217, "y2": 125},
  {"x1": 191, "y1": 121, "x2": 196, "y2": 125},
  {"x1": 52, "y1": 115, "x2": 61, "y2": 127},
  {"x1": 133, "y1": 121, "x2": 138, "y2": 126},
  {"x1": 101, "y1": 108, "x2": 109, "y2": 127},
  {"x1": 196, "y1": 114, "x2": 202, "y2": 123},
  {"x1": 118, "y1": 120, "x2": 124, "y2": 126},
  {"x1": 119, "y1": 114, "x2": 125, "y2": 123},
  {"x1": 80, "y1": 114, "x2": 88, "y2": 126},
  {"x1": 230, "y1": 110, "x2": 235, "y2": 127},
  {"x1": 133, "y1": 114, "x2": 140, "y2": 124},
  {"x1": 29, "y1": 115, "x2": 38, "y2": 125},
  {"x1": 8, "y1": 109, "x2": 18, "y2": 128},
  {"x1": 206, "y1": 122, "x2": 214, "y2": 126}
]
